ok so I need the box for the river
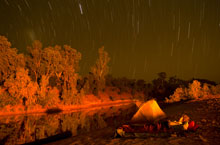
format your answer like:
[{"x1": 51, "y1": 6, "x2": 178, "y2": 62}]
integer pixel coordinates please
[{"x1": 0, "y1": 103, "x2": 138, "y2": 145}]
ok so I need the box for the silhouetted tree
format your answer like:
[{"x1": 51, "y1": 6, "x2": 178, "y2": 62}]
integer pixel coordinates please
[
  {"x1": 105, "y1": 74, "x2": 114, "y2": 87},
  {"x1": 158, "y1": 72, "x2": 167, "y2": 82},
  {"x1": 136, "y1": 79, "x2": 146, "y2": 92},
  {"x1": 151, "y1": 72, "x2": 168, "y2": 100}
]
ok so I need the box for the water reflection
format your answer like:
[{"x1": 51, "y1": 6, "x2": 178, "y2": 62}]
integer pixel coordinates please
[{"x1": 0, "y1": 103, "x2": 137, "y2": 145}]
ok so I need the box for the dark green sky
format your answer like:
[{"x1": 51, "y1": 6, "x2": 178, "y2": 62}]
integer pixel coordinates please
[{"x1": 0, "y1": 0, "x2": 220, "y2": 83}]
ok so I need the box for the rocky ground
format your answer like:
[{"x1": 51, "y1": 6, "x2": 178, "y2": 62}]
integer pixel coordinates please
[{"x1": 47, "y1": 98, "x2": 220, "y2": 145}]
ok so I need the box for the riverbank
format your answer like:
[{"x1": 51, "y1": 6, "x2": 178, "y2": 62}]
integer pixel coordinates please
[{"x1": 47, "y1": 98, "x2": 220, "y2": 145}]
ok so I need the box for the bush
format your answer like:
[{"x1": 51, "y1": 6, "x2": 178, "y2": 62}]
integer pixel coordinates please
[
  {"x1": 188, "y1": 80, "x2": 202, "y2": 99},
  {"x1": 211, "y1": 84, "x2": 220, "y2": 95},
  {"x1": 166, "y1": 80, "x2": 220, "y2": 103},
  {"x1": 201, "y1": 83, "x2": 211, "y2": 98},
  {"x1": 165, "y1": 87, "x2": 188, "y2": 103}
]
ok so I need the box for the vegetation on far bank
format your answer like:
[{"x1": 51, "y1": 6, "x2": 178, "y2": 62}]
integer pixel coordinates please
[
  {"x1": 0, "y1": 36, "x2": 143, "y2": 114},
  {"x1": 0, "y1": 35, "x2": 220, "y2": 114},
  {"x1": 165, "y1": 80, "x2": 220, "y2": 103}
]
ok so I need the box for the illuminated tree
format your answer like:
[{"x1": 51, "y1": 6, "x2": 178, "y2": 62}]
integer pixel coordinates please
[
  {"x1": 37, "y1": 46, "x2": 64, "y2": 105},
  {"x1": 60, "y1": 45, "x2": 81, "y2": 104},
  {"x1": 188, "y1": 80, "x2": 202, "y2": 99},
  {"x1": 27, "y1": 42, "x2": 81, "y2": 105},
  {"x1": 38, "y1": 75, "x2": 49, "y2": 100},
  {"x1": 165, "y1": 87, "x2": 187, "y2": 103},
  {"x1": 81, "y1": 79, "x2": 91, "y2": 95},
  {"x1": 35, "y1": 45, "x2": 63, "y2": 102},
  {"x1": 211, "y1": 84, "x2": 220, "y2": 95},
  {"x1": 202, "y1": 83, "x2": 211, "y2": 98},
  {"x1": 4, "y1": 68, "x2": 38, "y2": 106},
  {"x1": 27, "y1": 42, "x2": 64, "y2": 84},
  {"x1": 0, "y1": 36, "x2": 25, "y2": 84},
  {"x1": 36, "y1": 75, "x2": 60, "y2": 107},
  {"x1": 91, "y1": 46, "x2": 110, "y2": 92},
  {"x1": 41, "y1": 45, "x2": 63, "y2": 82},
  {"x1": 0, "y1": 86, "x2": 16, "y2": 107},
  {"x1": 26, "y1": 40, "x2": 43, "y2": 82}
]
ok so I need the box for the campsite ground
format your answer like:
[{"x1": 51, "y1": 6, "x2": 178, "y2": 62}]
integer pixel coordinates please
[{"x1": 47, "y1": 98, "x2": 220, "y2": 145}]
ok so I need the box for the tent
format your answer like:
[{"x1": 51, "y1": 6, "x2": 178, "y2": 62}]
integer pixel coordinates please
[{"x1": 131, "y1": 99, "x2": 166, "y2": 124}]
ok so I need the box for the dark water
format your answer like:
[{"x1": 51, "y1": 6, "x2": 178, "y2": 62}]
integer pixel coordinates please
[{"x1": 0, "y1": 103, "x2": 137, "y2": 145}]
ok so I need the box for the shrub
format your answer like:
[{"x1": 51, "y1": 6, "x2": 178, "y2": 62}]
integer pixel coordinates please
[
  {"x1": 211, "y1": 84, "x2": 220, "y2": 95},
  {"x1": 188, "y1": 80, "x2": 202, "y2": 99},
  {"x1": 166, "y1": 80, "x2": 219, "y2": 103},
  {"x1": 165, "y1": 87, "x2": 187, "y2": 103},
  {"x1": 201, "y1": 83, "x2": 211, "y2": 98}
]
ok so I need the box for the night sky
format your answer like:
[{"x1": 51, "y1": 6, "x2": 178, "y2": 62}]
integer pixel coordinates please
[{"x1": 0, "y1": 0, "x2": 220, "y2": 83}]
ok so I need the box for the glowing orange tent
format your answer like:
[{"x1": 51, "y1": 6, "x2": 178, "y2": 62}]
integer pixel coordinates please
[{"x1": 131, "y1": 99, "x2": 166, "y2": 123}]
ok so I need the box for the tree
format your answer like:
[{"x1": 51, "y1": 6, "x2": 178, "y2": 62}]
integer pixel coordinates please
[
  {"x1": 0, "y1": 36, "x2": 25, "y2": 84},
  {"x1": 188, "y1": 80, "x2": 202, "y2": 99},
  {"x1": 4, "y1": 68, "x2": 38, "y2": 106},
  {"x1": 41, "y1": 45, "x2": 63, "y2": 82},
  {"x1": 60, "y1": 45, "x2": 81, "y2": 104},
  {"x1": 165, "y1": 87, "x2": 187, "y2": 103},
  {"x1": 26, "y1": 40, "x2": 43, "y2": 82},
  {"x1": 157, "y1": 72, "x2": 167, "y2": 81},
  {"x1": 152, "y1": 72, "x2": 168, "y2": 100},
  {"x1": 136, "y1": 79, "x2": 146, "y2": 92},
  {"x1": 37, "y1": 75, "x2": 60, "y2": 107},
  {"x1": 202, "y1": 83, "x2": 211, "y2": 98},
  {"x1": 211, "y1": 84, "x2": 220, "y2": 95},
  {"x1": 91, "y1": 47, "x2": 110, "y2": 93},
  {"x1": 27, "y1": 42, "x2": 64, "y2": 84}
]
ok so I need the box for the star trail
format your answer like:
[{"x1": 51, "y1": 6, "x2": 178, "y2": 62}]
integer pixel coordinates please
[{"x1": 0, "y1": 0, "x2": 220, "y2": 82}]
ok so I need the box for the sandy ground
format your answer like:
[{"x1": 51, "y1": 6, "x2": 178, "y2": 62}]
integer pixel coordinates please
[{"x1": 46, "y1": 98, "x2": 220, "y2": 145}]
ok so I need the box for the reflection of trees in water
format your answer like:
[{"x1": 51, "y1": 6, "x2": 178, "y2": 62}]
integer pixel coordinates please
[
  {"x1": 0, "y1": 104, "x2": 136, "y2": 144},
  {"x1": 80, "y1": 112, "x2": 107, "y2": 132},
  {"x1": 0, "y1": 120, "x2": 23, "y2": 145},
  {"x1": 35, "y1": 115, "x2": 61, "y2": 140},
  {"x1": 61, "y1": 112, "x2": 80, "y2": 136}
]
